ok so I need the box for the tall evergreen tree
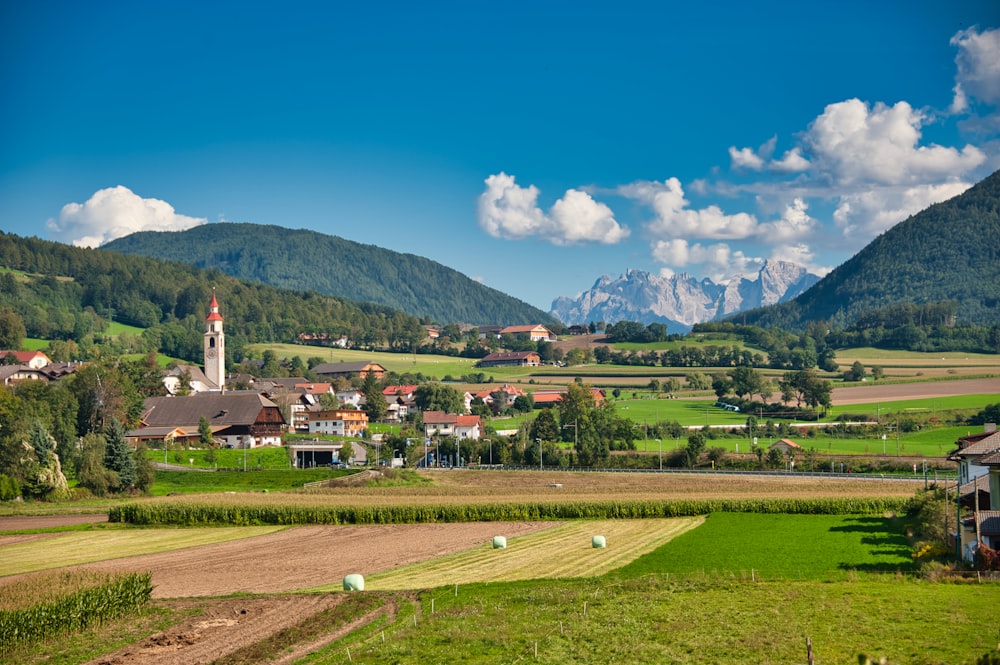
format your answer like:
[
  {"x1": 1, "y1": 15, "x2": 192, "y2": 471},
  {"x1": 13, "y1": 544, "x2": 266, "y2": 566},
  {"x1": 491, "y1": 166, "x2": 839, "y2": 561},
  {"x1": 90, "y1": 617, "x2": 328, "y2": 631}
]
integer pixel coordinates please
[
  {"x1": 28, "y1": 420, "x2": 53, "y2": 465},
  {"x1": 103, "y1": 418, "x2": 136, "y2": 490},
  {"x1": 361, "y1": 373, "x2": 387, "y2": 423}
]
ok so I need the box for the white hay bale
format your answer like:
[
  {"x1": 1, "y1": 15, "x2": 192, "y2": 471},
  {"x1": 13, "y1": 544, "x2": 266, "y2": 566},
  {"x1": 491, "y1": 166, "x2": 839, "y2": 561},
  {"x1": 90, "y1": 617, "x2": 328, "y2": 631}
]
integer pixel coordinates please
[
  {"x1": 343, "y1": 574, "x2": 365, "y2": 591},
  {"x1": 592, "y1": 535, "x2": 606, "y2": 549},
  {"x1": 492, "y1": 535, "x2": 507, "y2": 549}
]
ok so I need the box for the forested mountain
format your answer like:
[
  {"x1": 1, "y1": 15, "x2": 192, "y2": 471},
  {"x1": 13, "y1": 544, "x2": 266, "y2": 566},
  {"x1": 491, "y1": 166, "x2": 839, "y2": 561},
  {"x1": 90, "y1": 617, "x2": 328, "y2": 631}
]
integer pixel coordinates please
[
  {"x1": 104, "y1": 223, "x2": 556, "y2": 326},
  {"x1": 0, "y1": 232, "x2": 430, "y2": 361},
  {"x1": 737, "y1": 169, "x2": 1000, "y2": 331}
]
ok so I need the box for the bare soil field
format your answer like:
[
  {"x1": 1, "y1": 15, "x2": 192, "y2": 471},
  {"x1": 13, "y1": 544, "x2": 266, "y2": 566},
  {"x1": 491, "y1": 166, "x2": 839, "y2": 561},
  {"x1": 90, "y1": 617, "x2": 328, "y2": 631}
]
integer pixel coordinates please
[
  {"x1": 64, "y1": 521, "x2": 556, "y2": 598},
  {"x1": 0, "y1": 513, "x2": 107, "y2": 530},
  {"x1": 831, "y1": 376, "x2": 1000, "y2": 405}
]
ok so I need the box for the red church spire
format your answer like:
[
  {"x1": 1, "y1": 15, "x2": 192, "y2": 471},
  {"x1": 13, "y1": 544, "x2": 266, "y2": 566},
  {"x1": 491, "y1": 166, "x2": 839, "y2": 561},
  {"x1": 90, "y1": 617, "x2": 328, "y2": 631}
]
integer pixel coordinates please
[{"x1": 206, "y1": 292, "x2": 224, "y2": 322}]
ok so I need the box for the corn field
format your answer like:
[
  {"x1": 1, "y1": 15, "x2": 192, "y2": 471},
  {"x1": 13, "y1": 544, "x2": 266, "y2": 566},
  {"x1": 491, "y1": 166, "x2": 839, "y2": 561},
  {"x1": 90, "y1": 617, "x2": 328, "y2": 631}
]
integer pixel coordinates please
[
  {"x1": 109, "y1": 496, "x2": 911, "y2": 526},
  {"x1": 0, "y1": 571, "x2": 152, "y2": 656}
]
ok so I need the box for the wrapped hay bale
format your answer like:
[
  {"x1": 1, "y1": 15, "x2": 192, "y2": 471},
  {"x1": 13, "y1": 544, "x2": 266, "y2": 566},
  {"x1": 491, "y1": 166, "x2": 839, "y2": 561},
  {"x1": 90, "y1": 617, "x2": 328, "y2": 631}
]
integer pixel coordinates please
[
  {"x1": 592, "y1": 535, "x2": 606, "y2": 549},
  {"x1": 492, "y1": 535, "x2": 507, "y2": 549},
  {"x1": 343, "y1": 574, "x2": 365, "y2": 591}
]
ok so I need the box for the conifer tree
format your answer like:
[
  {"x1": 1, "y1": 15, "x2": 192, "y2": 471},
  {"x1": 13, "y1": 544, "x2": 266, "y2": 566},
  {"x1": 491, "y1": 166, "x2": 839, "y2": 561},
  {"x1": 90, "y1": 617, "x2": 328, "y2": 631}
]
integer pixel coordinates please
[{"x1": 103, "y1": 418, "x2": 136, "y2": 490}]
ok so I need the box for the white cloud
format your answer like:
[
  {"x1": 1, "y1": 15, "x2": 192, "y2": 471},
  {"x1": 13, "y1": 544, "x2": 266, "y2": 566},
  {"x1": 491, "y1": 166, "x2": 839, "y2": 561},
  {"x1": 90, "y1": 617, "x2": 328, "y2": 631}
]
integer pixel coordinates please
[
  {"x1": 728, "y1": 145, "x2": 765, "y2": 171},
  {"x1": 951, "y1": 26, "x2": 1000, "y2": 112},
  {"x1": 769, "y1": 147, "x2": 810, "y2": 173},
  {"x1": 650, "y1": 238, "x2": 759, "y2": 281},
  {"x1": 47, "y1": 186, "x2": 207, "y2": 247},
  {"x1": 477, "y1": 172, "x2": 628, "y2": 245},
  {"x1": 802, "y1": 98, "x2": 985, "y2": 186},
  {"x1": 757, "y1": 198, "x2": 819, "y2": 242},
  {"x1": 620, "y1": 178, "x2": 758, "y2": 240},
  {"x1": 832, "y1": 180, "x2": 972, "y2": 238}
]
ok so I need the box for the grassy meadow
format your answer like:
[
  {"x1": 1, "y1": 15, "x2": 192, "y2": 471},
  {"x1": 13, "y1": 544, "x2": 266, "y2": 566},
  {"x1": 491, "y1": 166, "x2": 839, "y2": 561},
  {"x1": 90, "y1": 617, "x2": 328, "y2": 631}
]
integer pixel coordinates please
[{"x1": 306, "y1": 512, "x2": 995, "y2": 665}]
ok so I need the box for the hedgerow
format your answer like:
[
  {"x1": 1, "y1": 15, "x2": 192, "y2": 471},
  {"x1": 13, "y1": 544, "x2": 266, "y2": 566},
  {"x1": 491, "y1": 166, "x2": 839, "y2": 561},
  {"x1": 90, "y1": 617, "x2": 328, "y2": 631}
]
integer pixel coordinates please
[{"x1": 108, "y1": 496, "x2": 910, "y2": 526}]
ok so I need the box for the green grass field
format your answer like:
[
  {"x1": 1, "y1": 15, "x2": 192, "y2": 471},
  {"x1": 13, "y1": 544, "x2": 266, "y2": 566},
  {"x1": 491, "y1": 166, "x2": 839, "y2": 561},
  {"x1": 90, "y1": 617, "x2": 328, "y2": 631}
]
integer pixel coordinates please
[
  {"x1": 312, "y1": 512, "x2": 996, "y2": 664},
  {"x1": 149, "y1": 468, "x2": 350, "y2": 495},
  {"x1": 615, "y1": 512, "x2": 914, "y2": 580},
  {"x1": 147, "y1": 446, "x2": 293, "y2": 469}
]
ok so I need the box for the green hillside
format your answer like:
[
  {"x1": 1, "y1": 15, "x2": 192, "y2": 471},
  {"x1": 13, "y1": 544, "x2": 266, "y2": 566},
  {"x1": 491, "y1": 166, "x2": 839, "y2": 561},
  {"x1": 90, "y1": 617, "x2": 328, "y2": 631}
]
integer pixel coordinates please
[
  {"x1": 740, "y1": 169, "x2": 1000, "y2": 330},
  {"x1": 104, "y1": 223, "x2": 557, "y2": 326},
  {"x1": 0, "y1": 231, "x2": 428, "y2": 362}
]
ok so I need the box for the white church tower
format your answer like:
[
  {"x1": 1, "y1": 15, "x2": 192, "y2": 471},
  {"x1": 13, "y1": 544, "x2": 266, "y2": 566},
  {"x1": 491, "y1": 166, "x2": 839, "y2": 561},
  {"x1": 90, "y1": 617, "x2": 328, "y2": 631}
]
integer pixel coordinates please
[{"x1": 204, "y1": 292, "x2": 225, "y2": 391}]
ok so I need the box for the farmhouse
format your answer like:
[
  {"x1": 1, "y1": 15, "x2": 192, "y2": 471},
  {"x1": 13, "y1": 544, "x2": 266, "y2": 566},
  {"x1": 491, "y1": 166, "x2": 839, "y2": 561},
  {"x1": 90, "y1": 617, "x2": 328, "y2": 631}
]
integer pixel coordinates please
[
  {"x1": 423, "y1": 411, "x2": 482, "y2": 440},
  {"x1": 476, "y1": 351, "x2": 541, "y2": 368},
  {"x1": 0, "y1": 350, "x2": 51, "y2": 368},
  {"x1": 499, "y1": 324, "x2": 557, "y2": 341},
  {"x1": 128, "y1": 393, "x2": 286, "y2": 448}
]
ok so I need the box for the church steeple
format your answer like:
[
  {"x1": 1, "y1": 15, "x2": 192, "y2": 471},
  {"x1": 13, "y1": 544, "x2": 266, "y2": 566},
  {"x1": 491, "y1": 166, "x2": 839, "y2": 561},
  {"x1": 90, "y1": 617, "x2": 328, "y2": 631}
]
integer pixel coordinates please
[{"x1": 204, "y1": 291, "x2": 225, "y2": 390}]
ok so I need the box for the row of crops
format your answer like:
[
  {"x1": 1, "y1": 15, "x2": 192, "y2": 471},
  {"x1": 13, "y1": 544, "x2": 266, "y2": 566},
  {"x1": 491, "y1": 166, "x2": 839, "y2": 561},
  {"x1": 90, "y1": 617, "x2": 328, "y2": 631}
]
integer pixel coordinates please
[
  {"x1": 108, "y1": 496, "x2": 912, "y2": 526},
  {"x1": 0, "y1": 571, "x2": 152, "y2": 657}
]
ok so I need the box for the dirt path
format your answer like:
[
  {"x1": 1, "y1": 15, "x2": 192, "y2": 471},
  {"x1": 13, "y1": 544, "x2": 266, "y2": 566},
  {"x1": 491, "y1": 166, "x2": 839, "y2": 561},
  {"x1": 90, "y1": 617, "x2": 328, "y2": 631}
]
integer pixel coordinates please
[{"x1": 87, "y1": 594, "x2": 347, "y2": 665}]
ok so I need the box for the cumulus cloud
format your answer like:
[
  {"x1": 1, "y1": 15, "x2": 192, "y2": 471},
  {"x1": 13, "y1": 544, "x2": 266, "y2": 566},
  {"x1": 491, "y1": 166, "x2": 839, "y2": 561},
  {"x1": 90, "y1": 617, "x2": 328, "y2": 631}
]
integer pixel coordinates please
[
  {"x1": 756, "y1": 198, "x2": 820, "y2": 242},
  {"x1": 47, "y1": 186, "x2": 207, "y2": 247},
  {"x1": 619, "y1": 178, "x2": 758, "y2": 240},
  {"x1": 477, "y1": 172, "x2": 628, "y2": 245},
  {"x1": 950, "y1": 26, "x2": 1000, "y2": 112},
  {"x1": 769, "y1": 147, "x2": 810, "y2": 173},
  {"x1": 651, "y1": 238, "x2": 759, "y2": 281},
  {"x1": 728, "y1": 145, "x2": 765, "y2": 171},
  {"x1": 802, "y1": 98, "x2": 985, "y2": 186},
  {"x1": 832, "y1": 180, "x2": 972, "y2": 238}
]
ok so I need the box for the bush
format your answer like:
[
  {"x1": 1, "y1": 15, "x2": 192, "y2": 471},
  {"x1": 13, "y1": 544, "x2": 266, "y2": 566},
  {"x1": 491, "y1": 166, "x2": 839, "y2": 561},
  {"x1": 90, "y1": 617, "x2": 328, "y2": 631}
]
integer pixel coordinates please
[{"x1": 0, "y1": 473, "x2": 20, "y2": 500}]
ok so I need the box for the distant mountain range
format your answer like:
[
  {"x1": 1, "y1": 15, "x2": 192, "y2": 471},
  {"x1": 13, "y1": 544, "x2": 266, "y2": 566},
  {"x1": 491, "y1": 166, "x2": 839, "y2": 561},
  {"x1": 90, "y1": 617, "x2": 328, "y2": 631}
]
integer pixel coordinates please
[
  {"x1": 738, "y1": 168, "x2": 1000, "y2": 330},
  {"x1": 550, "y1": 261, "x2": 820, "y2": 332},
  {"x1": 104, "y1": 223, "x2": 557, "y2": 327}
]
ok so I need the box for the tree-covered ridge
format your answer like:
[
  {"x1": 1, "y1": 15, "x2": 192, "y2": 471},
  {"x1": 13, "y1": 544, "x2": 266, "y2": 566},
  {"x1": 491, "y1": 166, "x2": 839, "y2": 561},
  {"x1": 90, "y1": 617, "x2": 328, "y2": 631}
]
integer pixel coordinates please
[
  {"x1": 738, "y1": 168, "x2": 1000, "y2": 331},
  {"x1": 104, "y1": 223, "x2": 558, "y2": 327},
  {"x1": 0, "y1": 231, "x2": 428, "y2": 361}
]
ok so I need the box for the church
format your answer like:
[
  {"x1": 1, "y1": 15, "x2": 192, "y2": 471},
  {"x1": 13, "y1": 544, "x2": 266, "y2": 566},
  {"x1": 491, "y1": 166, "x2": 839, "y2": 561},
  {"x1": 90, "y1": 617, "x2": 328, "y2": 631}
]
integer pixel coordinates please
[
  {"x1": 131, "y1": 293, "x2": 287, "y2": 448},
  {"x1": 162, "y1": 292, "x2": 226, "y2": 394}
]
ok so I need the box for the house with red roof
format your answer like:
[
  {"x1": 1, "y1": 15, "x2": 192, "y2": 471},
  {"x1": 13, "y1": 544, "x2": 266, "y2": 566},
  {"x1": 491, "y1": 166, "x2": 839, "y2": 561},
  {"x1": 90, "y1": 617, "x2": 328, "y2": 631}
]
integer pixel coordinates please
[
  {"x1": 531, "y1": 388, "x2": 606, "y2": 408},
  {"x1": 769, "y1": 439, "x2": 803, "y2": 455},
  {"x1": 423, "y1": 411, "x2": 482, "y2": 440},
  {"x1": 0, "y1": 350, "x2": 51, "y2": 369}
]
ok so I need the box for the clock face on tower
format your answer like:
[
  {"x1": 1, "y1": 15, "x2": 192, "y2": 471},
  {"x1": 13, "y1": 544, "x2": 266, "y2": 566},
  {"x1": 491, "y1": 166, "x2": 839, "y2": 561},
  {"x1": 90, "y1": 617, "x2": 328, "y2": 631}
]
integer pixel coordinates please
[{"x1": 206, "y1": 348, "x2": 217, "y2": 359}]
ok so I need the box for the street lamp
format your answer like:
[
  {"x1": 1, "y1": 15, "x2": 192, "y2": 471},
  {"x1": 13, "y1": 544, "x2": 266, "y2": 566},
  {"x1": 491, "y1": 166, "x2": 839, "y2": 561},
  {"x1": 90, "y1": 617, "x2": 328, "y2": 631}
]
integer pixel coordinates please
[
  {"x1": 536, "y1": 438, "x2": 542, "y2": 471},
  {"x1": 656, "y1": 439, "x2": 662, "y2": 470}
]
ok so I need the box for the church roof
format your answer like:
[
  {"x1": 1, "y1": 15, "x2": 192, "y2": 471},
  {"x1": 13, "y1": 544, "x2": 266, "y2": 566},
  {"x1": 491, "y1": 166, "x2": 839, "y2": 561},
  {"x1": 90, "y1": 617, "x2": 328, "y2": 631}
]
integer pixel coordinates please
[{"x1": 206, "y1": 293, "x2": 224, "y2": 322}]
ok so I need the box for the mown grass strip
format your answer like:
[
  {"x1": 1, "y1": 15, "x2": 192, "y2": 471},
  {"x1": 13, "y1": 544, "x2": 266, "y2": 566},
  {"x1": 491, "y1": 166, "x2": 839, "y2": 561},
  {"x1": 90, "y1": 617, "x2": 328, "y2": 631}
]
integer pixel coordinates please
[
  {"x1": 0, "y1": 526, "x2": 283, "y2": 576},
  {"x1": 109, "y1": 496, "x2": 911, "y2": 526},
  {"x1": 349, "y1": 517, "x2": 702, "y2": 591}
]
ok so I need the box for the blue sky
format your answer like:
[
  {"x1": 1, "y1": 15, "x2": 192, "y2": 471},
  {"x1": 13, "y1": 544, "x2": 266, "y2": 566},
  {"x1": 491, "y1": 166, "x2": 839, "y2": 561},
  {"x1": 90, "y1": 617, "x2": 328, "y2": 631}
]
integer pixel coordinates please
[{"x1": 2, "y1": 1, "x2": 999, "y2": 313}]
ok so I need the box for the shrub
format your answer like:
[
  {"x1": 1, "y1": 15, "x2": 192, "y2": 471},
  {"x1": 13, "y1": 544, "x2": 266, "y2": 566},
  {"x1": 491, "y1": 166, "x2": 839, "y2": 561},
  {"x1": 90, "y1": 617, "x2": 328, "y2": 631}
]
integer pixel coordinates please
[{"x1": 0, "y1": 473, "x2": 20, "y2": 500}]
